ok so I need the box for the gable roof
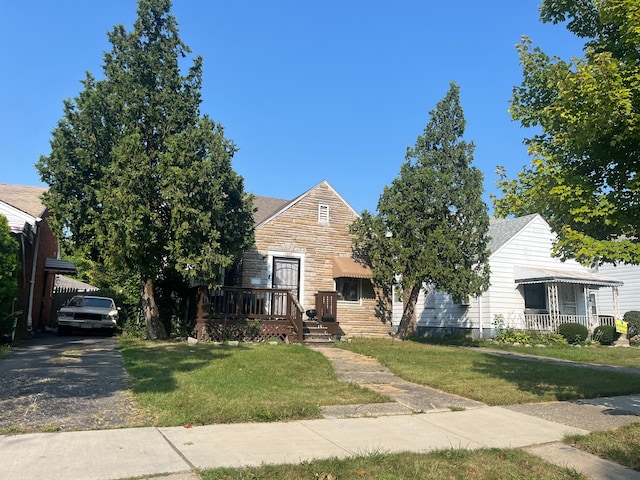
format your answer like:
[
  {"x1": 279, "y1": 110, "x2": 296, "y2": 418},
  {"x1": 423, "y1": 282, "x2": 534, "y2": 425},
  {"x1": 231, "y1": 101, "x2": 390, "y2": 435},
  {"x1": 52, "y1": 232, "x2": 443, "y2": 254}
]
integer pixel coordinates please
[
  {"x1": 253, "y1": 196, "x2": 291, "y2": 226},
  {"x1": 253, "y1": 180, "x2": 358, "y2": 228},
  {"x1": 487, "y1": 213, "x2": 540, "y2": 256},
  {"x1": 54, "y1": 275, "x2": 99, "y2": 292},
  {"x1": 0, "y1": 184, "x2": 47, "y2": 218}
]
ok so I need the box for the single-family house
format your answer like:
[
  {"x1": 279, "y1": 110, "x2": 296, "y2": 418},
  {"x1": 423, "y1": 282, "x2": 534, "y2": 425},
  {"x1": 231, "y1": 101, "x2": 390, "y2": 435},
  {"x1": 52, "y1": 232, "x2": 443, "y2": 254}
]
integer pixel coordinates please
[
  {"x1": 592, "y1": 263, "x2": 640, "y2": 318},
  {"x1": 0, "y1": 184, "x2": 76, "y2": 338},
  {"x1": 201, "y1": 180, "x2": 392, "y2": 342},
  {"x1": 394, "y1": 213, "x2": 623, "y2": 337}
]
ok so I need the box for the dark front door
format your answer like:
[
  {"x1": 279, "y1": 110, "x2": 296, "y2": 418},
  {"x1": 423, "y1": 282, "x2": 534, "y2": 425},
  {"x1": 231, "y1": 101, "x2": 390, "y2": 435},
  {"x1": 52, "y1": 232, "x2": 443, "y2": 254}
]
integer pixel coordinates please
[
  {"x1": 272, "y1": 257, "x2": 300, "y2": 298},
  {"x1": 272, "y1": 257, "x2": 300, "y2": 316}
]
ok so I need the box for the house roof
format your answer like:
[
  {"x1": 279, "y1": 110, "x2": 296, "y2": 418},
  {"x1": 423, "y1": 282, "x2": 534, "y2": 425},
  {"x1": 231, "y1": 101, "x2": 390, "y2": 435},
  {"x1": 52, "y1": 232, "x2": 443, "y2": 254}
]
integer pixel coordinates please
[
  {"x1": 45, "y1": 258, "x2": 78, "y2": 275},
  {"x1": 0, "y1": 184, "x2": 47, "y2": 218},
  {"x1": 487, "y1": 213, "x2": 539, "y2": 256},
  {"x1": 54, "y1": 275, "x2": 99, "y2": 292},
  {"x1": 253, "y1": 180, "x2": 358, "y2": 228},
  {"x1": 252, "y1": 196, "x2": 292, "y2": 226},
  {"x1": 514, "y1": 266, "x2": 623, "y2": 288},
  {"x1": 333, "y1": 257, "x2": 372, "y2": 279}
]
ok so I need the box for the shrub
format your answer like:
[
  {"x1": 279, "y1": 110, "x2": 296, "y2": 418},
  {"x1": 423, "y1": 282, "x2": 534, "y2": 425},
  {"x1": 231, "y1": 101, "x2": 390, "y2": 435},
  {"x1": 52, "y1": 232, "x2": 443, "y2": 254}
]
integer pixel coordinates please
[
  {"x1": 558, "y1": 322, "x2": 589, "y2": 344},
  {"x1": 494, "y1": 328, "x2": 532, "y2": 344},
  {"x1": 593, "y1": 325, "x2": 618, "y2": 345},
  {"x1": 624, "y1": 311, "x2": 640, "y2": 343}
]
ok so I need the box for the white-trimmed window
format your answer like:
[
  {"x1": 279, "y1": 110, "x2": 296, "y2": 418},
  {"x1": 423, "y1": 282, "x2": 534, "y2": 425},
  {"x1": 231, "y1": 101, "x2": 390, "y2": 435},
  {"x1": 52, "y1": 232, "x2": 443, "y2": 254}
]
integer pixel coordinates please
[{"x1": 318, "y1": 204, "x2": 329, "y2": 224}]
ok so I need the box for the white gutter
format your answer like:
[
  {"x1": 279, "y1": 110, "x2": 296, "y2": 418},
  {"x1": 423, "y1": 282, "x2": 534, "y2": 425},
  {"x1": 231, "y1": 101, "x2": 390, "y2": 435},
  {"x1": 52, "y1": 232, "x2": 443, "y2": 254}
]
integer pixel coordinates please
[{"x1": 26, "y1": 218, "x2": 42, "y2": 332}]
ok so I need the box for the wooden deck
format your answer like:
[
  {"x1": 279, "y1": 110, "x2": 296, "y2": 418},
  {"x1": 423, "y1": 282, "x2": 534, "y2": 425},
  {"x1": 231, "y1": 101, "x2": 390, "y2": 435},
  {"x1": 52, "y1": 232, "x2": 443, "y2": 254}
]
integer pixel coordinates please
[{"x1": 193, "y1": 287, "x2": 339, "y2": 343}]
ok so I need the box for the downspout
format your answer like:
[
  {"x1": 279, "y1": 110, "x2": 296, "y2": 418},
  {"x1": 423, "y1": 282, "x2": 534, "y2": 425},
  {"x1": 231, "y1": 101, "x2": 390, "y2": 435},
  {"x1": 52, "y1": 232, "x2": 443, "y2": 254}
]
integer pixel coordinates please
[
  {"x1": 26, "y1": 218, "x2": 42, "y2": 332},
  {"x1": 477, "y1": 294, "x2": 483, "y2": 339}
]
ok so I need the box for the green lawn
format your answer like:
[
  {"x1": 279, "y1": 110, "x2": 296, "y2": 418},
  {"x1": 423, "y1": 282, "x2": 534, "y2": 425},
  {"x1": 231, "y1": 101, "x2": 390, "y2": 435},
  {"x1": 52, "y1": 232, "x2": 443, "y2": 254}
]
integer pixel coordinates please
[
  {"x1": 116, "y1": 336, "x2": 640, "y2": 477},
  {"x1": 338, "y1": 338, "x2": 640, "y2": 405},
  {"x1": 118, "y1": 339, "x2": 388, "y2": 426},
  {"x1": 199, "y1": 449, "x2": 585, "y2": 479},
  {"x1": 479, "y1": 343, "x2": 640, "y2": 368}
]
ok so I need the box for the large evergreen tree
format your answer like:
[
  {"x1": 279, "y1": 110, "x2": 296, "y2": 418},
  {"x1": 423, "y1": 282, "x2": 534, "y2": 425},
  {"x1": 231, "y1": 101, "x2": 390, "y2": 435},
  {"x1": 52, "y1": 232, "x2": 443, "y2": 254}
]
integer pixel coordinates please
[
  {"x1": 494, "y1": 0, "x2": 640, "y2": 266},
  {"x1": 37, "y1": 0, "x2": 254, "y2": 339},
  {"x1": 352, "y1": 83, "x2": 490, "y2": 339}
]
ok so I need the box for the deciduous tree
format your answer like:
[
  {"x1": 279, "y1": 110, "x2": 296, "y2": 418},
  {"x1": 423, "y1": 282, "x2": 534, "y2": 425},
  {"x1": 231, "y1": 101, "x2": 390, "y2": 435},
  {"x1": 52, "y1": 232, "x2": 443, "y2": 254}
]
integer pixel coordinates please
[
  {"x1": 37, "y1": 0, "x2": 254, "y2": 339},
  {"x1": 352, "y1": 83, "x2": 490, "y2": 339},
  {"x1": 494, "y1": 0, "x2": 640, "y2": 265}
]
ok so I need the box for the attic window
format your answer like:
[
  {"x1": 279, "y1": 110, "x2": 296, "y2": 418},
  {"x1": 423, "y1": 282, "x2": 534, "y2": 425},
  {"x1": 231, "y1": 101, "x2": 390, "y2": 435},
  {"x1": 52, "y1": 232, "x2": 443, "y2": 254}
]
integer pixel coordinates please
[{"x1": 318, "y1": 204, "x2": 329, "y2": 224}]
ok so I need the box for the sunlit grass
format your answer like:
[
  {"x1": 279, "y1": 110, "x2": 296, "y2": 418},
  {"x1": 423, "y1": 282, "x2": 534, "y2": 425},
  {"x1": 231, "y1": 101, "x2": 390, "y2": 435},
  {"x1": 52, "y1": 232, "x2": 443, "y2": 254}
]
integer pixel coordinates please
[
  {"x1": 338, "y1": 338, "x2": 640, "y2": 405},
  {"x1": 479, "y1": 342, "x2": 640, "y2": 368},
  {"x1": 119, "y1": 339, "x2": 388, "y2": 426},
  {"x1": 199, "y1": 449, "x2": 585, "y2": 479},
  {"x1": 566, "y1": 422, "x2": 640, "y2": 471}
]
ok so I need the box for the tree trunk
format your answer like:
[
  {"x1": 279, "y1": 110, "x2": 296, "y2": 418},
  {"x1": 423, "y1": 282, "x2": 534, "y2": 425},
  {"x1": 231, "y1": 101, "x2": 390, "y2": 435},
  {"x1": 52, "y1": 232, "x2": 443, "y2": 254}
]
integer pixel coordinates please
[
  {"x1": 142, "y1": 277, "x2": 168, "y2": 340},
  {"x1": 396, "y1": 284, "x2": 421, "y2": 340}
]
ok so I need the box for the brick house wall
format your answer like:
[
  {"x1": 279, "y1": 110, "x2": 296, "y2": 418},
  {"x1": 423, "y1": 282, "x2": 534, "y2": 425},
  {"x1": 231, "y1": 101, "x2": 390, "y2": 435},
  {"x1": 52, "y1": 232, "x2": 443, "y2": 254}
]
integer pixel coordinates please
[
  {"x1": 240, "y1": 181, "x2": 391, "y2": 338},
  {"x1": 13, "y1": 214, "x2": 59, "y2": 336}
]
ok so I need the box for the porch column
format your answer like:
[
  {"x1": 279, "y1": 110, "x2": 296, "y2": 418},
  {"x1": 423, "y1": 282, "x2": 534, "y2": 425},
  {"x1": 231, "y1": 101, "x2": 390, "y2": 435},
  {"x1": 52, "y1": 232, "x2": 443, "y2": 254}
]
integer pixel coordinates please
[
  {"x1": 613, "y1": 286, "x2": 620, "y2": 319},
  {"x1": 547, "y1": 283, "x2": 559, "y2": 321}
]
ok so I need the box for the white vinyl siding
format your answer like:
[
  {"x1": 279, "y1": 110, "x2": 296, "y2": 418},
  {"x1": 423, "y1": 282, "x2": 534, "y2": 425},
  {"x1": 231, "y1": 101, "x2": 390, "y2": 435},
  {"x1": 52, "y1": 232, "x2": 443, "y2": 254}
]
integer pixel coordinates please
[
  {"x1": 593, "y1": 263, "x2": 640, "y2": 316},
  {"x1": 409, "y1": 215, "x2": 597, "y2": 335}
]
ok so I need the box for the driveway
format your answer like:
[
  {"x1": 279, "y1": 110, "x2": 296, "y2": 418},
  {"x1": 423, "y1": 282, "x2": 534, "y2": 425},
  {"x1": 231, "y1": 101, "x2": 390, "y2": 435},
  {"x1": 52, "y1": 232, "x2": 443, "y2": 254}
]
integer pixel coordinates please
[{"x1": 0, "y1": 333, "x2": 149, "y2": 433}]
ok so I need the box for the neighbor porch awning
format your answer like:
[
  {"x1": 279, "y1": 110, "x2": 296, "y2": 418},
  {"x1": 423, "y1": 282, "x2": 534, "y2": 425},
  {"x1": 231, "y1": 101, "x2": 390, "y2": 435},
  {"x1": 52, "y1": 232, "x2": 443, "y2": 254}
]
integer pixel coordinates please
[
  {"x1": 514, "y1": 266, "x2": 623, "y2": 288},
  {"x1": 45, "y1": 257, "x2": 77, "y2": 275},
  {"x1": 332, "y1": 257, "x2": 372, "y2": 279}
]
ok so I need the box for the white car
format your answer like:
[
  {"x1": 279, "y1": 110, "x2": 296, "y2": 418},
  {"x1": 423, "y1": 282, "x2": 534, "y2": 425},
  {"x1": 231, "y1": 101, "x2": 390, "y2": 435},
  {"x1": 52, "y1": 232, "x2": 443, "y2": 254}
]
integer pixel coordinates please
[{"x1": 57, "y1": 296, "x2": 119, "y2": 335}]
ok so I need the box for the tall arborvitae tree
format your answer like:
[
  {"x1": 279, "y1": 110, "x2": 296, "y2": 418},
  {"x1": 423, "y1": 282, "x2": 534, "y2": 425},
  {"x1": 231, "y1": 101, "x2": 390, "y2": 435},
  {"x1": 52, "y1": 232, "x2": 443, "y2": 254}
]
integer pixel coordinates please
[
  {"x1": 0, "y1": 216, "x2": 19, "y2": 314},
  {"x1": 494, "y1": 0, "x2": 640, "y2": 266},
  {"x1": 37, "y1": 0, "x2": 254, "y2": 339},
  {"x1": 352, "y1": 83, "x2": 490, "y2": 339}
]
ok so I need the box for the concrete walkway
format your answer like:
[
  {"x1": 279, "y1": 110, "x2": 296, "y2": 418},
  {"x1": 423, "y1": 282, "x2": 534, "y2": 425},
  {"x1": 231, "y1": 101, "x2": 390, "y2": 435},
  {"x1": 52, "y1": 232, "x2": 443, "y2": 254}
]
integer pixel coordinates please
[{"x1": 2, "y1": 345, "x2": 640, "y2": 480}]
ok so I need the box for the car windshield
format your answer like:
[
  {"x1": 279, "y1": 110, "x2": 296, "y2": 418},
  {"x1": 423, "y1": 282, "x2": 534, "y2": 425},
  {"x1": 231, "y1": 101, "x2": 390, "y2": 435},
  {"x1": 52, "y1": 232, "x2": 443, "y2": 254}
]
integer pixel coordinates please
[{"x1": 71, "y1": 297, "x2": 114, "y2": 309}]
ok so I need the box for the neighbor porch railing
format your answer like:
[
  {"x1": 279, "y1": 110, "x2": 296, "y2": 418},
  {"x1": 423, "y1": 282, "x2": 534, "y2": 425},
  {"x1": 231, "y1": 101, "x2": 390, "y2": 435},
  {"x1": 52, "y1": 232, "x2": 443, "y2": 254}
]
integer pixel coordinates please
[
  {"x1": 207, "y1": 287, "x2": 304, "y2": 342},
  {"x1": 523, "y1": 314, "x2": 615, "y2": 332}
]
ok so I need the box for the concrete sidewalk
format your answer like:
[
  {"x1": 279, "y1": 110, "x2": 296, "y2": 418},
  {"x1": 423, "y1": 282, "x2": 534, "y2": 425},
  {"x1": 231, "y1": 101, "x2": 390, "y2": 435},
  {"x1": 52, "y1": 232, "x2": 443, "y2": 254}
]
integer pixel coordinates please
[{"x1": 0, "y1": 406, "x2": 596, "y2": 480}]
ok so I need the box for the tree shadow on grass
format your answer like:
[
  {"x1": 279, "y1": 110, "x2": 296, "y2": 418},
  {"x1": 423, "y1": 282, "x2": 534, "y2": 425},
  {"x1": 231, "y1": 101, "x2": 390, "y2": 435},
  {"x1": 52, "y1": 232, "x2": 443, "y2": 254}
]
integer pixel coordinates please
[
  {"x1": 120, "y1": 341, "x2": 243, "y2": 395},
  {"x1": 471, "y1": 354, "x2": 640, "y2": 403}
]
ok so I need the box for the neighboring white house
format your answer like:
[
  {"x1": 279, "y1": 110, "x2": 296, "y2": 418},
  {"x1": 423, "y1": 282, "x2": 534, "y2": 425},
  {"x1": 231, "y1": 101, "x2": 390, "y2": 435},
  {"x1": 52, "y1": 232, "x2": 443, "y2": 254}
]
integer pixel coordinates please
[
  {"x1": 592, "y1": 263, "x2": 640, "y2": 318},
  {"x1": 392, "y1": 214, "x2": 624, "y2": 338}
]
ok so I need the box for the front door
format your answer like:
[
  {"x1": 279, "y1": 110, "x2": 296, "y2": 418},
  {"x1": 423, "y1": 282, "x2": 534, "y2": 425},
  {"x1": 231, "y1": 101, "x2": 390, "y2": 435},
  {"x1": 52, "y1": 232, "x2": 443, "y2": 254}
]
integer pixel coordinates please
[
  {"x1": 560, "y1": 285, "x2": 577, "y2": 315},
  {"x1": 272, "y1": 257, "x2": 300, "y2": 297},
  {"x1": 272, "y1": 257, "x2": 300, "y2": 315}
]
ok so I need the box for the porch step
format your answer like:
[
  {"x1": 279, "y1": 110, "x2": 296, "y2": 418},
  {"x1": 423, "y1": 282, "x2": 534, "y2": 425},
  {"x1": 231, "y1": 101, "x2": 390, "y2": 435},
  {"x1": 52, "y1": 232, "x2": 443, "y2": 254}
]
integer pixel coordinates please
[{"x1": 302, "y1": 320, "x2": 333, "y2": 345}]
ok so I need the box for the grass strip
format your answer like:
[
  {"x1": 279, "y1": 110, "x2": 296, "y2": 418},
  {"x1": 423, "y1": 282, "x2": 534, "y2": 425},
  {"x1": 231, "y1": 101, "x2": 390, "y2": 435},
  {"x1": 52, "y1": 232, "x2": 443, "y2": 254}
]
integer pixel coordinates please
[
  {"x1": 565, "y1": 422, "x2": 640, "y2": 471},
  {"x1": 339, "y1": 339, "x2": 640, "y2": 405},
  {"x1": 199, "y1": 449, "x2": 585, "y2": 479}
]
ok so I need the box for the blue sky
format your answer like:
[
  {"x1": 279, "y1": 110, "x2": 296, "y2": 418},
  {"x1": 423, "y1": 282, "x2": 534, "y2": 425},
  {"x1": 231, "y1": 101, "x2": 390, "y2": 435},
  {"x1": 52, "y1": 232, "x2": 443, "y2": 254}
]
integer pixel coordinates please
[{"x1": 0, "y1": 1, "x2": 585, "y2": 213}]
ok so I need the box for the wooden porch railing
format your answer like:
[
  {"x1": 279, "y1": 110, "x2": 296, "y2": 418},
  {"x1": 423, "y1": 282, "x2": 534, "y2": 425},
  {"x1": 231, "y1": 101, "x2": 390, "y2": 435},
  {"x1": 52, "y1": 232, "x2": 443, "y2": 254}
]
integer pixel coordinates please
[
  {"x1": 315, "y1": 291, "x2": 338, "y2": 322},
  {"x1": 206, "y1": 287, "x2": 304, "y2": 343},
  {"x1": 523, "y1": 314, "x2": 615, "y2": 332}
]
